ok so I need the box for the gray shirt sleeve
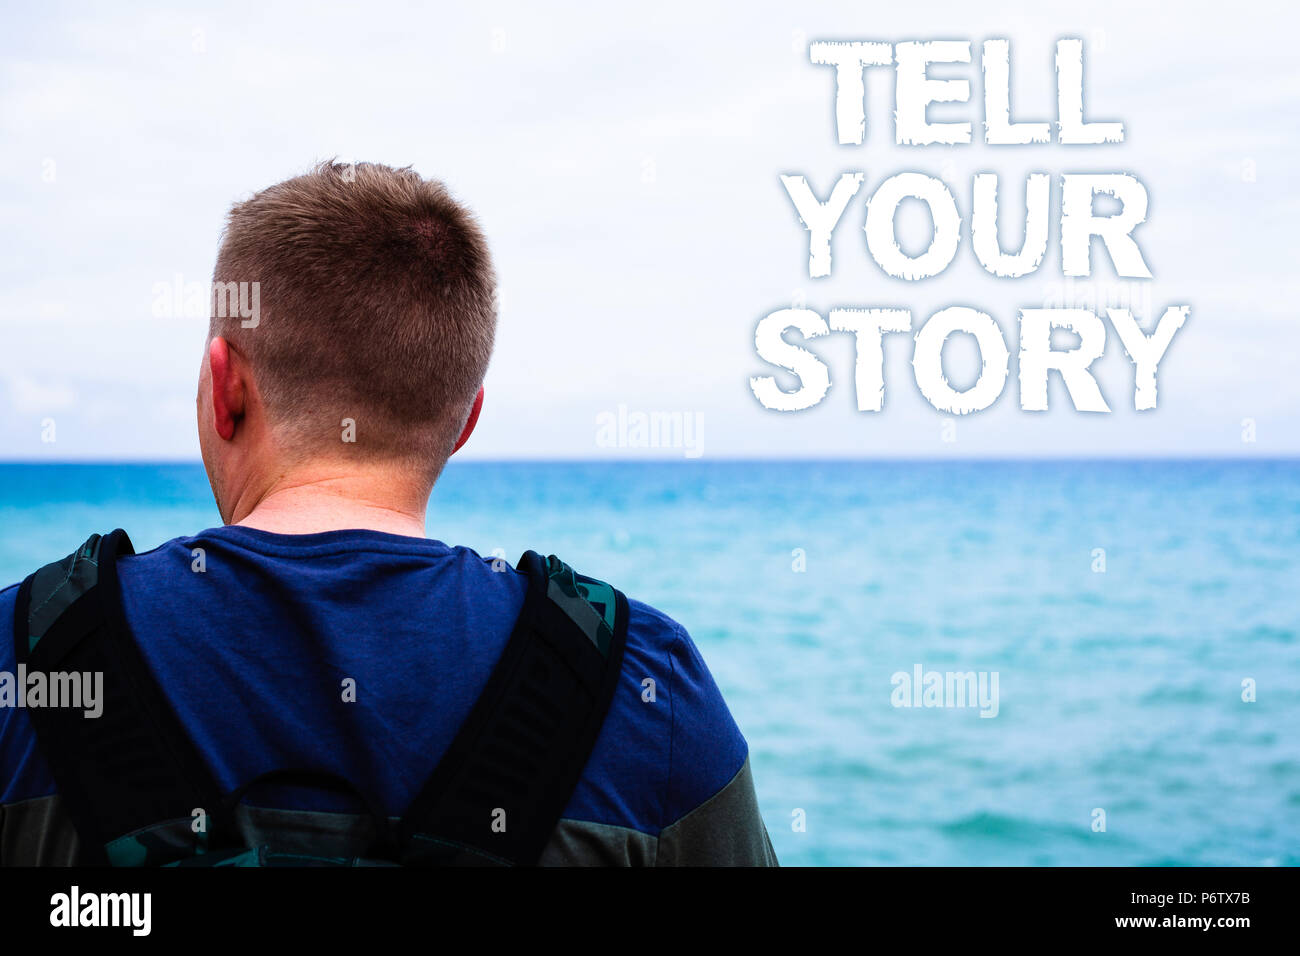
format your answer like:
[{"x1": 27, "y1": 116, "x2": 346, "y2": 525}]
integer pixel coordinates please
[{"x1": 655, "y1": 756, "x2": 779, "y2": 866}]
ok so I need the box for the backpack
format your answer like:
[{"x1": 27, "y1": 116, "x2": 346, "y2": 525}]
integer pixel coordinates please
[{"x1": 12, "y1": 529, "x2": 629, "y2": 866}]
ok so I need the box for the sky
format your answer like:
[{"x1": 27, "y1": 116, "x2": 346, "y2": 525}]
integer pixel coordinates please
[{"x1": 0, "y1": 0, "x2": 1296, "y2": 460}]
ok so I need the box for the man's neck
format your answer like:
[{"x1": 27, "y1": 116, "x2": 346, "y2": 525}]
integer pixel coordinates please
[{"x1": 230, "y1": 468, "x2": 431, "y2": 539}]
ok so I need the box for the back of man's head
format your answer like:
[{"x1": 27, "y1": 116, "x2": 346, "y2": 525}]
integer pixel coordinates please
[{"x1": 210, "y1": 161, "x2": 496, "y2": 476}]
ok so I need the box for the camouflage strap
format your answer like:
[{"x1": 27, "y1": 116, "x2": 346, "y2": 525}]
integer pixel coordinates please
[
  {"x1": 397, "y1": 550, "x2": 629, "y2": 866},
  {"x1": 543, "y1": 555, "x2": 620, "y2": 657}
]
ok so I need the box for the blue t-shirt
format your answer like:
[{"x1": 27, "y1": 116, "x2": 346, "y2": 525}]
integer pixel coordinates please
[{"x1": 0, "y1": 526, "x2": 749, "y2": 848}]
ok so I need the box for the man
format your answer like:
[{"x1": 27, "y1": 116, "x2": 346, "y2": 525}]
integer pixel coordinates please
[{"x1": 0, "y1": 161, "x2": 776, "y2": 866}]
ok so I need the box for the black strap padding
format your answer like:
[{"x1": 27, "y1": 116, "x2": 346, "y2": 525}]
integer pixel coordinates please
[
  {"x1": 14, "y1": 529, "x2": 226, "y2": 866},
  {"x1": 398, "y1": 550, "x2": 630, "y2": 866}
]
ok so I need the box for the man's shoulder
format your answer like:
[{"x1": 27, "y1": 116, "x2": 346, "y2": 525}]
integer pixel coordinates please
[
  {"x1": 547, "y1": 587, "x2": 773, "y2": 863},
  {"x1": 578, "y1": 589, "x2": 749, "y2": 834}
]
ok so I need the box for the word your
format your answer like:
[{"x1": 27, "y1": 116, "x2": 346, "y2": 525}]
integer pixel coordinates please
[
  {"x1": 50, "y1": 886, "x2": 151, "y2": 936},
  {"x1": 891, "y1": 664, "x2": 1000, "y2": 718},
  {"x1": 596, "y1": 404, "x2": 704, "y2": 458},
  {"x1": 782, "y1": 172, "x2": 1152, "y2": 280},
  {"x1": 0, "y1": 666, "x2": 103, "y2": 718},
  {"x1": 751, "y1": 305, "x2": 1187, "y2": 414}
]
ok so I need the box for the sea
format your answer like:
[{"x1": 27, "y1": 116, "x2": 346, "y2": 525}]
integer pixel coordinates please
[{"x1": 0, "y1": 459, "x2": 1296, "y2": 866}]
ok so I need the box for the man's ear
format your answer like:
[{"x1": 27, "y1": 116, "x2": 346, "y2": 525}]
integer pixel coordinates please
[
  {"x1": 208, "y1": 336, "x2": 245, "y2": 442},
  {"x1": 452, "y1": 386, "x2": 484, "y2": 454}
]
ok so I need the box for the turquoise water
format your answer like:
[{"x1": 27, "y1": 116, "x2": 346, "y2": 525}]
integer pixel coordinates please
[{"x1": 1, "y1": 460, "x2": 1297, "y2": 866}]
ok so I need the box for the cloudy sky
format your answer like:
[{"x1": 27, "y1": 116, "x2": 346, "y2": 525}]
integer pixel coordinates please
[{"x1": 1, "y1": 0, "x2": 1296, "y2": 459}]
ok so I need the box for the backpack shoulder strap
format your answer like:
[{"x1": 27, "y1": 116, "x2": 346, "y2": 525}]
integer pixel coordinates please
[
  {"x1": 398, "y1": 550, "x2": 630, "y2": 866},
  {"x1": 14, "y1": 530, "x2": 225, "y2": 866}
]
